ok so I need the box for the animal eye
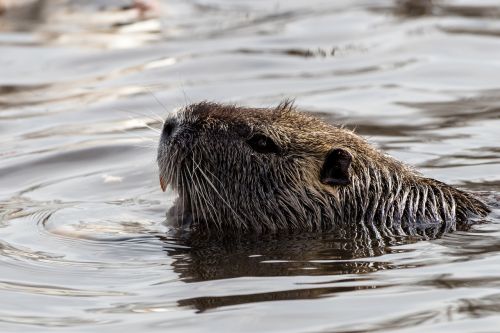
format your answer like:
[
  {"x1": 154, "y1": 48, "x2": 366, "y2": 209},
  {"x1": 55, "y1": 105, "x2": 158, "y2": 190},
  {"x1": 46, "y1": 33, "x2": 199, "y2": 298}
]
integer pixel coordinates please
[{"x1": 247, "y1": 134, "x2": 281, "y2": 154}]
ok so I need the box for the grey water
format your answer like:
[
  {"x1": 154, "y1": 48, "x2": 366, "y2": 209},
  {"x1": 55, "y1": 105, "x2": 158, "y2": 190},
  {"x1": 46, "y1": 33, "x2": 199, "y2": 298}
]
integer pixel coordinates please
[{"x1": 0, "y1": 0, "x2": 499, "y2": 332}]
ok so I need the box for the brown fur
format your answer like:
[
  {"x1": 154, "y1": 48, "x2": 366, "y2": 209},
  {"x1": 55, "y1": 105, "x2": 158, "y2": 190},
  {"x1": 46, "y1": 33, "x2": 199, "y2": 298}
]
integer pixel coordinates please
[{"x1": 157, "y1": 101, "x2": 490, "y2": 239}]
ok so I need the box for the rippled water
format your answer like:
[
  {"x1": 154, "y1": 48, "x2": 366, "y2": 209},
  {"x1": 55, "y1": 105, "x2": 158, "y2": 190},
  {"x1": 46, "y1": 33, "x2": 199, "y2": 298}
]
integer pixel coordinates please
[{"x1": 1, "y1": 0, "x2": 500, "y2": 332}]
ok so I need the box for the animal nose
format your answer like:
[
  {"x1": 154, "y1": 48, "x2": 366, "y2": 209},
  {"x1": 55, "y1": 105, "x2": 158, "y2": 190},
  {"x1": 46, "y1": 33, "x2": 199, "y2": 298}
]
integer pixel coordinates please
[{"x1": 161, "y1": 119, "x2": 177, "y2": 140}]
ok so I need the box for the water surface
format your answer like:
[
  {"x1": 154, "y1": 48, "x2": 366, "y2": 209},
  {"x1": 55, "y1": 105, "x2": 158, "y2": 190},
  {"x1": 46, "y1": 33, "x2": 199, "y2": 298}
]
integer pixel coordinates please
[{"x1": 0, "y1": 0, "x2": 499, "y2": 332}]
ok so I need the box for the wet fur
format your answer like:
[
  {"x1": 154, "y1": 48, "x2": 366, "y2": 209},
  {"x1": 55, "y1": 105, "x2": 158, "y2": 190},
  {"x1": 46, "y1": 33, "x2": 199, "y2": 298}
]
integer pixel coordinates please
[{"x1": 157, "y1": 101, "x2": 490, "y2": 239}]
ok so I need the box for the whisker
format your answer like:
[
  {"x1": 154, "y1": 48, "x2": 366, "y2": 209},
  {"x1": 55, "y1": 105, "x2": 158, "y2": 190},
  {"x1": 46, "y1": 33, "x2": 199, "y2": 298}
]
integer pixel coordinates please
[
  {"x1": 115, "y1": 107, "x2": 165, "y2": 124},
  {"x1": 188, "y1": 154, "x2": 217, "y2": 233},
  {"x1": 146, "y1": 87, "x2": 169, "y2": 113},
  {"x1": 192, "y1": 152, "x2": 222, "y2": 233},
  {"x1": 193, "y1": 159, "x2": 247, "y2": 231}
]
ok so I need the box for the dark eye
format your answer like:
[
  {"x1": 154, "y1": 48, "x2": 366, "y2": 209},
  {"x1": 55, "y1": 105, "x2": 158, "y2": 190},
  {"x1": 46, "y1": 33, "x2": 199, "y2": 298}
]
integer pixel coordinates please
[{"x1": 247, "y1": 134, "x2": 281, "y2": 154}]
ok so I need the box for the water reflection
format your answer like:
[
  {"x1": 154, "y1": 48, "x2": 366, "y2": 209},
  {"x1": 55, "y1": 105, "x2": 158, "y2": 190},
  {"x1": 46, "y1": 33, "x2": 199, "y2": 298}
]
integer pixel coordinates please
[
  {"x1": 375, "y1": 0, "x2": 500, "y2": 18},
  {"x1": 0, "y1": 0, "x2": 163, "y2": 48},
  {"x1": 177, "y1": 284, "x2": 387, "y2": 314},
  {"x1": 158, "y1": 233, "x2": 417, "y2": 312}
]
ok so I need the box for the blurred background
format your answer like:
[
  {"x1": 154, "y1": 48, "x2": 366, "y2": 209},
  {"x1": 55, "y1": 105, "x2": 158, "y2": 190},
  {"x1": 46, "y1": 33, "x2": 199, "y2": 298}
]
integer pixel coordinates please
[{"x1": 0, "y1": 1, "x2": 499, "y2": 332}]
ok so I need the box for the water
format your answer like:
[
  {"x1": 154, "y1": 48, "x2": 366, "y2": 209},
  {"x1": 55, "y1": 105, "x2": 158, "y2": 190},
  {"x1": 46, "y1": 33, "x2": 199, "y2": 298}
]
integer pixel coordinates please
[{"x1": 0, "y1": 0, "x2": 499, "y2": 332}]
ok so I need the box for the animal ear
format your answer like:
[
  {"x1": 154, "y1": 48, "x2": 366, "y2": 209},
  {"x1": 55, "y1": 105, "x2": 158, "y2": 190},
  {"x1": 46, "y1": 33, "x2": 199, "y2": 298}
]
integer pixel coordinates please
[{"x1": 320, "y1": 148, "x2": 352, "y2": 186}]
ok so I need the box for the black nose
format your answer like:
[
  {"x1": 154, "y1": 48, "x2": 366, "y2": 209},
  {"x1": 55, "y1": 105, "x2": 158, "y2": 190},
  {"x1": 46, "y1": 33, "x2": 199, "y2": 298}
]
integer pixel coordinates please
[{"x1": 161, "y1": 119, "x2": 177, "y2": 140}]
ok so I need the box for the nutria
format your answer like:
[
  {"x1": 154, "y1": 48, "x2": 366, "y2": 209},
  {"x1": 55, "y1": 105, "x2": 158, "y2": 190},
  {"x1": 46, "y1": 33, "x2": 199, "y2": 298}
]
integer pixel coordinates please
[{"x1": 157, "y1": 101, "x2": 490, "y2": 239}]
